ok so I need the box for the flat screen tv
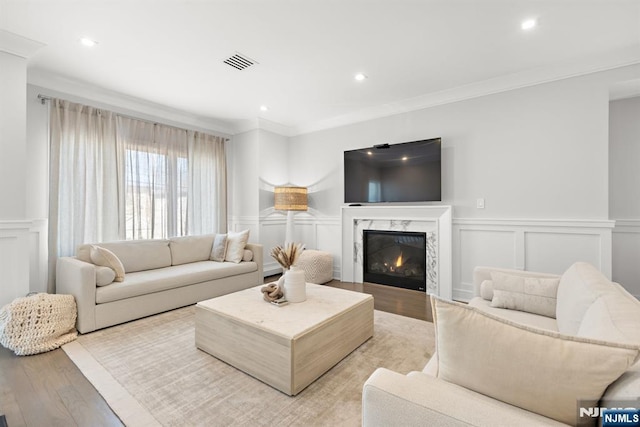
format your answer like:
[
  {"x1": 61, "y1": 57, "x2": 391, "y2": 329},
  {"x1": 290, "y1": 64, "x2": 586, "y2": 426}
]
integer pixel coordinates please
[{"x1": 344, "y1": 138, "x2": 441, "y2": 203}]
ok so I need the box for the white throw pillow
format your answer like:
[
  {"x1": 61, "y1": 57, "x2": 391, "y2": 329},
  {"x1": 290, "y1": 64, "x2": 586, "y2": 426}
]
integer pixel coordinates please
[
  {"x1": 90, "y1": 245, "x2": 125, "y2": 282},
  {"x1": 225, "y1": 230, "x2": 250, "y2": 263},
  {"x1": 490, "y1": 272, "x2": 559, "y2": 318},
  {"x1": 95, "y1": 266, "x2": 116, "y2": 286},
  {"x1": 430, "y1": 296, "x2": 640, "y2": 426},
  {"x1": 210, "y1": 233, "x2": 227, "y2": 262}
]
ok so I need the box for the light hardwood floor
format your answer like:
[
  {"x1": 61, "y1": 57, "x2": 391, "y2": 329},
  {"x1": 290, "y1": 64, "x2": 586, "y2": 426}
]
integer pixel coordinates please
[{"x1": 0, "y1": 279, "x2": 432, "y2": 426}]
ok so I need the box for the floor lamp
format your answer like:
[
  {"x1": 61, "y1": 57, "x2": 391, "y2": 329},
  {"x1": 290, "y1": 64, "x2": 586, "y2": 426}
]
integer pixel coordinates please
[{"x1": 274, "y1": 186, "x2": 308, "y2": 245}]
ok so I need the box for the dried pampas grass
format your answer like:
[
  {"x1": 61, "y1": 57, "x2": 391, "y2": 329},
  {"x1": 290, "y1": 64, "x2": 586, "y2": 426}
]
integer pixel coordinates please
[{"x1": 270, "y1": 242, "x2": 304, "y2": 269}]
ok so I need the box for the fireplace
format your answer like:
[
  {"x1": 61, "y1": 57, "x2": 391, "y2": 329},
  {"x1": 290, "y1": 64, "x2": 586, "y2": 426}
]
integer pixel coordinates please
[{"x1": 363, "y1": 229, "x2": 427, "y2": 291}]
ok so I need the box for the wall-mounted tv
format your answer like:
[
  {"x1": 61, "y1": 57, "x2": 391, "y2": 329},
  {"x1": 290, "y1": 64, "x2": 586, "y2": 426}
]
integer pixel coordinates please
[{"x1": 344, "y1": 138, "x2": 441, "y2": 203}]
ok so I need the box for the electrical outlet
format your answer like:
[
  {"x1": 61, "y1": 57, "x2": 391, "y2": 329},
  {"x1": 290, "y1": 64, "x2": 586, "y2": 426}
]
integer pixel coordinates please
[{"x1": 477, "y1": 198, "x2": 485, "y2": 209}]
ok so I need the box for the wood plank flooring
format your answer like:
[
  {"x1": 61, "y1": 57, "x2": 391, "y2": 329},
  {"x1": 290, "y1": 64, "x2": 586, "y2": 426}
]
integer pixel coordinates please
[{"x1": 0, "y1": 279, "x2": 431, "y2": 426}]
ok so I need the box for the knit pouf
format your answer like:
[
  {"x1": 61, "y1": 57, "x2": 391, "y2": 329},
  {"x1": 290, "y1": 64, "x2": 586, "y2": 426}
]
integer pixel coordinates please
[
  {"x1": 0, "y1": 293, "x2": 78, "y2": 356},
  {"x1": 295, "y1": 250, "x2": 334, "y2": 284}
]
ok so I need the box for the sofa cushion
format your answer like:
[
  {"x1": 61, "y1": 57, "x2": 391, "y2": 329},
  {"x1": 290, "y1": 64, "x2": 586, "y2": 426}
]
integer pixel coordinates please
[
  {"x1": 90, "y1": 246, "x2": 125, "y2": 282},
  {"x1": 469, "y1": 297, "x2": 559, "y2": 332},
  {"x1": 98, "y1": 239, "x2": 172, "y2": 273},
  {"x1": 490, "y1": 272, "x2": 559, "y2": 318},
  {"x1": 210, "y1": 233, "x2": 227, "y2": 262},
  {"x1": 95, "y1": 260, "x2": 258, "y2": 304},
  {"x1": 225, "y1": 229, "x2": 250, "y2": 263},
  {"x1": 170, "y1": 235, "x2": 215, "y2": 266},
  {"x1": 431, "y1": 296, "x2": 640, "y2": 426},
  {"x1": 556, "y1": 262, "x2": 614, "y2": 335}
]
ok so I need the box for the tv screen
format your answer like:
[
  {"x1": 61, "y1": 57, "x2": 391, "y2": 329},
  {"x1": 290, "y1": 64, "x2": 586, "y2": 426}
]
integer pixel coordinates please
[{"x1": 344, "y1": 138, "x2": 441, "y2": 203}]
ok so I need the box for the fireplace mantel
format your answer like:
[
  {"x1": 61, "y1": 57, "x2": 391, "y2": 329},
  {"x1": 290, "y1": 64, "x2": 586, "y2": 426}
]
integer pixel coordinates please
[{"x1": 341, "y1": 205, "x2": 452, "y2": 299}]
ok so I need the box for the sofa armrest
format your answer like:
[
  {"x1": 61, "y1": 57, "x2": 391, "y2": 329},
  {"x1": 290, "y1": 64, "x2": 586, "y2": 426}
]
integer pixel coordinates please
[
  {"x1": 56, "y1": 257, "x2": 97, "y2": 334},
  {"x1": 363, "y1": 368, "x2": 565, "y2": 427},
  {"x1": 472, "y1": 266, "x2": 562, "y2": 298},
  {"x1": 245, "y1": 243, "x2": 264, "y2": 280}
]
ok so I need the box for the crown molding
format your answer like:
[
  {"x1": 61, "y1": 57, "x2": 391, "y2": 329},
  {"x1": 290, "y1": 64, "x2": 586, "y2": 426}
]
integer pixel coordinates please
[
  {"x1": 292, "y1": 46, "x2": 640, "y2": 136},
  {"x1": 0, "y1": 29, "x2": 45, "y2": 58},
  {"x1": 28, "y1": 69, "x2": 236, "y2": 136},
  {"x1": 231, "y1": 117, "x2": 296, "y2": 137}
]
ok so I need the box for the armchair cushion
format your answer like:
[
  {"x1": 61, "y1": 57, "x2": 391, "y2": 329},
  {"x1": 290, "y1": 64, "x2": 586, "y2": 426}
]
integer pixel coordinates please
[{"x1": 431, "y1": 296, "x2": 640, "y2": 426}]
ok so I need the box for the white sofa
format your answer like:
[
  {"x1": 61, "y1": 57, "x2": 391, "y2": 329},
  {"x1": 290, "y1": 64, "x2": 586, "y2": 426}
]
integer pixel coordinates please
[
  {"x1": 56, "y1": 235, "x2": 263, "y2": 334},
  {"x1": 363, "y1": 262, "x2": 640, "y2": 426}
]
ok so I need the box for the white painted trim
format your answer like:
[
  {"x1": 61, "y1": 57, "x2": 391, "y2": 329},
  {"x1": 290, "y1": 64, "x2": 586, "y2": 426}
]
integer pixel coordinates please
[
  {"x1": 613, "y1": 220, "x2": 640, "y2": 233},
  {"x1": 453, "y1": 218, "x2": 615, "y2": 228},
  {"x1": 0, "y1": 29, "x2": 45, "y2": 58},
  {"x1": 0, "y1": 220, "x2": 32, "y2": 230}
]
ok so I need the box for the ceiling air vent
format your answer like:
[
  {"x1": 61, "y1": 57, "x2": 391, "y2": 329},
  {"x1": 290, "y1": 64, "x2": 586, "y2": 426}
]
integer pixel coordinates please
[{"x1": 223, "y1": 52, "x2": 258, "y2": 71}]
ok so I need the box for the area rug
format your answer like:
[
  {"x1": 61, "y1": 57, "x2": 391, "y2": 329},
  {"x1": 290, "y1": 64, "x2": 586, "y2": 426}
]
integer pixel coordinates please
[{"x1": 63, "y1": 306, "x2": 434, "y2": 426}]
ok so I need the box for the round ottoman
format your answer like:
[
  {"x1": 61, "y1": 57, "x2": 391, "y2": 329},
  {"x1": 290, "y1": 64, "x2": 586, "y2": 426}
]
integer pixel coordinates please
[{"x1": 295, "y1": 250, "x2": 333, "y2": 284}]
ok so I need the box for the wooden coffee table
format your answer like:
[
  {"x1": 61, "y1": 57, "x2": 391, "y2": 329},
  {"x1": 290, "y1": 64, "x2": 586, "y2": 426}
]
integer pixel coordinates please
[{"x1": 195, "y1": 283, "x2": 374, "y2": 395}]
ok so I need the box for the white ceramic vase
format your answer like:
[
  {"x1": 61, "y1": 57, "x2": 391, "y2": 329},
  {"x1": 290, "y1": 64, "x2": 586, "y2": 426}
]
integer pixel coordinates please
[{"x1": 283, "y1": 266, "x2": 306, "y2": 303}]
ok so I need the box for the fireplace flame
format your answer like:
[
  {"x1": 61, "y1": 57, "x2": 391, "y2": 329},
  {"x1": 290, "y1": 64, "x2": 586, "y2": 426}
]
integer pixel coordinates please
[{"x1": 395, "y1": 252, "x2": 403, "y2": 268}]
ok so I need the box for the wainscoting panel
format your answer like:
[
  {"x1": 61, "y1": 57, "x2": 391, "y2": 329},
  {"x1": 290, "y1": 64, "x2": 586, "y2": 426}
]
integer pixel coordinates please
[
  {"x1": 612, "y1": 220, "x2": 640, "y2": 298},
  {"x1": 0, "y1": 221, "x2": 31, "y2": 307},
  {"x1": 455, "y1": 228, "x2": 517, "y2": 301},
  {"x1": 524, "y1": 232, "x2": 603, "y2": 274},
  {"x1": 29, "y1": 219, "x2": 48, "y2": 294},
  {"x1": 453, "y1": 219, "x2": 614, "y2": 302},
  {"x1": 259, "y1": 216, "x2": 287, "y2": 276},
  {"x1": 297, "y1": 216, "x2": 342, "y2": 279}
]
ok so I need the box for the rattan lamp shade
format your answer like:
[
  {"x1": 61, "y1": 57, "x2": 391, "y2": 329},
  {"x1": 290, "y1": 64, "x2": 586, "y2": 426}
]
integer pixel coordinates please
[{"x1": 274, "y1": 187, "x2": 308, "y2": 211}]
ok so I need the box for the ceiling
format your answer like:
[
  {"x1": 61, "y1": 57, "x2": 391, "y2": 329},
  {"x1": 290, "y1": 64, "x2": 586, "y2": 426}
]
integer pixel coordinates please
[{"x1": 2, "y1": 0, "x2": 640, "y2": 135}]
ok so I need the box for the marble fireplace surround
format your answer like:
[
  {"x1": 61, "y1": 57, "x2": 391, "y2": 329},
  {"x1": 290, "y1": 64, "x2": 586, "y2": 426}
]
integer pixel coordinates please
[{"x1": 341, "y1": 205, "x2": 452, "y2": 299}]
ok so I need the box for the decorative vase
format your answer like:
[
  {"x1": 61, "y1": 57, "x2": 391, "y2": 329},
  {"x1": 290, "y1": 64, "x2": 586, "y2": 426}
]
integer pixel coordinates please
[{"x1": 283, "y1": 266, "x2": 306, "y2": 303}]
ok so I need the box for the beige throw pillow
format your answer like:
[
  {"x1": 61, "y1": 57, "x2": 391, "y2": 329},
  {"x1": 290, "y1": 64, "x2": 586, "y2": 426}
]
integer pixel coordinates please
[
  {"x1": 480, "y1": 279, "x2": 494, "y2": 301},
  {"x1": 225, "y1": 230, "x2": 250, "y2": 263},
  {"x1": 210, "y1": 234, "x2": 227, "y2": 262},
  {"x1": 95, "y1": 266, "x2": 116, "y2": 286},
  {"x1": 430, "y1": 296, "x2": 640, "y2": 426},
  {"x1": 90, "y1": 245, "x2": 125, "y2": 282},
  {"x1": 490, "y1": 272, "x2": 559, "y2": 318},
  {"x1": 242, "y1": 249, "x2": 253, "y2": 262}
]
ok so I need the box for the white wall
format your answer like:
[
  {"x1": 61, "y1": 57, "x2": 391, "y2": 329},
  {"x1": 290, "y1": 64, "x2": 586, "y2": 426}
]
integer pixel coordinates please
[
  {"x1": 227, "y1": 128, "x2": 293, "y2": 275},
  {"x1": 290, "y1": 71, "x2": 616, "y2": 219},
  {"x1": 287, "y1": 65, "x2": 640, "y2": 298},
  {"x1": 610, "y1": 96, "x2": 640, "y2": 297}
]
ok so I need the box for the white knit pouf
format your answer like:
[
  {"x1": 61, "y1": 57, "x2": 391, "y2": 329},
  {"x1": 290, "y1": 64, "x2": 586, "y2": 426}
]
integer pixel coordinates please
[
  {"x1": 0, "y1": 293, "x2": 78, "y2": 356},
  {"x1": 294, "y1": 250, "x2": 333, "y2": 284}
]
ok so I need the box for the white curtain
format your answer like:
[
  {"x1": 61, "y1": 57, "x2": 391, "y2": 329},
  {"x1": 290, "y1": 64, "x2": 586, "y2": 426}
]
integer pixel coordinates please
[
  {"x1": 116, "y1": 117, "x2": 189, "y2": 239},
  {"x1": 49, "y1": 100, "x2": 120, "y2": 258},
  {"x1": 49, "y1": 99, "x2": 227, "y2": 291},
  {"x1": 187, "y1": 131, "x2": 227, "y2": 234}
]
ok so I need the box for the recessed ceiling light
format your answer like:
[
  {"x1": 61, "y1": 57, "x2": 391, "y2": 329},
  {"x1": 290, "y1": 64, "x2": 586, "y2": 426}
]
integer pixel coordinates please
[
  {"x1": 260, "y1": 105, "x2": 269, "y2": 112},
  {"x1": 80, "y1": 37, "x2": 98, "y2": 47},
  {"x1": 355, "y1": 73, "x2": 367, "y2": 81},
  {"x1": 521, "y1": 19, "x2": 537, "y2": 31},
  {"x1": 402, "y1": 156, "x2": 408, "y2": 161},
  {"x1": 367, "y1": 151, "x2": 372, "y2": 155}
]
